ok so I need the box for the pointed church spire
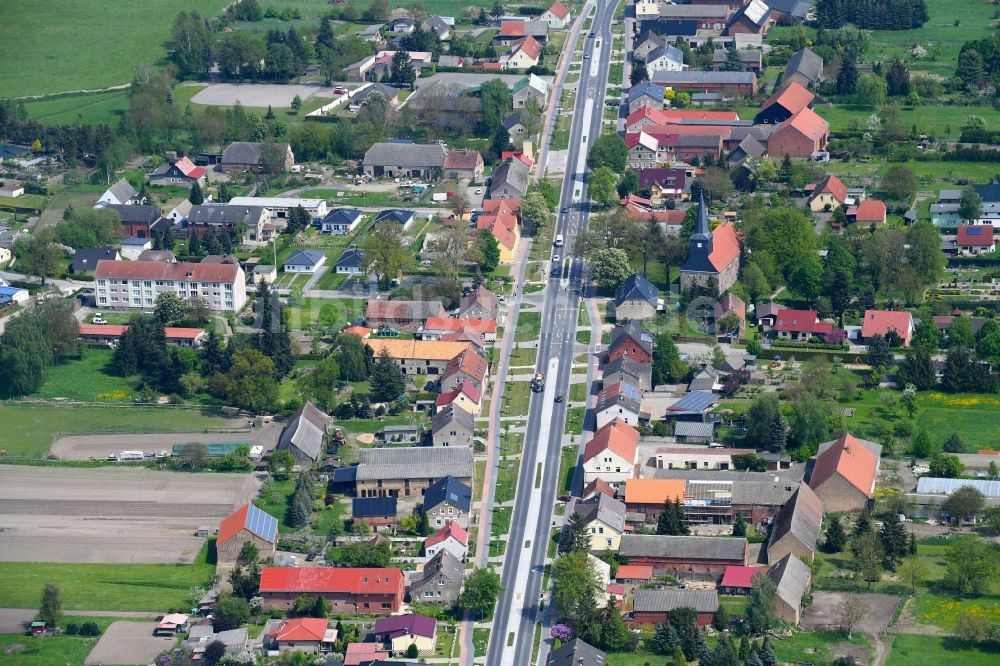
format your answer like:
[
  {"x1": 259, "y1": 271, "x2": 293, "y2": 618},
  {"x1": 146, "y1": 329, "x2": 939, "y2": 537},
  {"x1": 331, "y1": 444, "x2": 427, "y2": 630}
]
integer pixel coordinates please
[{"x1": 693, "y1": 191, "x2": 711, "y2": 240}]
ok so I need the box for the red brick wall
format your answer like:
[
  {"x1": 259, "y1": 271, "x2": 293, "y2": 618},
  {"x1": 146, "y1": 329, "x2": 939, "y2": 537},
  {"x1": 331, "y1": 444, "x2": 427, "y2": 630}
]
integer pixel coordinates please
[
  {"x1": 768, "y1": 127, "x2": 819, "y2": 158},
  {"x1": 632, "y1": 611, "x2": 715, "y2": 627},
  {"x1": 626, "y1": 555, "x2": 746, "y2": 577},
  {"x1": 262, "y1": 590, "x2": 402, "y2": 614}
]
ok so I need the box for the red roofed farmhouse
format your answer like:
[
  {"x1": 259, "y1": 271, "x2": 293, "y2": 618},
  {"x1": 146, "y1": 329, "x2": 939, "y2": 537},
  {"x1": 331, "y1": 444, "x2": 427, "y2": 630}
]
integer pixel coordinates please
[
  {"x1": 259, "y1": 567, "x2": 405, "y2": 613},
  {"x1": 582, "y1": 418, "x2": 640, "y2": 485},
  {"x1": 768, "y1": 107, "x2": 829, "y2": 159},
  {"x1": 861, "y1": 309, "x2": 914, "y2": 346},
  {"x1": 807, "y1": 174, "x2": 848, "y2": 212},
  {"x1": 541, "y1": 1, "x2": 572, "y2": 28},
  {"x1": 680, "y1": 194, "x2": 741, "y2": 296},
  {"x1": 443, "y1": 149, "x2": 484, "y2": 180},
  {"x1": 808, "y1": 434, "x2": 881, "y2": 513}
]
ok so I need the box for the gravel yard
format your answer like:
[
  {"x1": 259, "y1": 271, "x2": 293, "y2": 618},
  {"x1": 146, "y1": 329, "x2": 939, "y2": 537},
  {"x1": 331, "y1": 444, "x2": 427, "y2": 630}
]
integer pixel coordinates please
[
  {"x1": 191, "y1": 82, "x2": 337, "y2": 107},
  {"x1": 0, "y1": 467, "x2": 262, "y2": 564},
  {"x1": 85, "y1": 621, "x2": 174, "y2": 666},
  {"x1": 50, "y1": 421, "x2": 281, "y2": 460}
]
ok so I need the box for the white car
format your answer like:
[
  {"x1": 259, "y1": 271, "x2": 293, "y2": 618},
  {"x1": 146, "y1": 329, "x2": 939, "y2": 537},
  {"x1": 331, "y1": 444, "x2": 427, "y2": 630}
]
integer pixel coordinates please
[
  {"x1": 475, "y1": 188, "x2": 483, "y2": 194},
  {"x1": 552, "y1": 254, "x2": 561, "y2": 262}
]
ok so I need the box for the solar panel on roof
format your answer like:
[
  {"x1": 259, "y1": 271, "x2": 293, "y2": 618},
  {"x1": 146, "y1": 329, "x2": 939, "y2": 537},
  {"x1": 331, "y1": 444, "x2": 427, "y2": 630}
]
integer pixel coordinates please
[
  {"x1": 245, "y1": 504, "x2": 279, "y2": 542},
  {"x1": 967, "y1": 227, "x2": 983, "y2": 235}
]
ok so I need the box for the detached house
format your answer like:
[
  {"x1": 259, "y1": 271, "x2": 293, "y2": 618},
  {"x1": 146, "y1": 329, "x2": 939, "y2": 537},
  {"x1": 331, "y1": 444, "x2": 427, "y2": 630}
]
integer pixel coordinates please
[
  {"x1": 957, "y1": 225, "x2": 996, "y2": 255},
  {"x1": 97, "y1": 178, "x2": 142, "y2": 207},
  {"x1": 259, "y1": 567, "x2": 404, "y2": 614},
  {"x1": 807, "y1": 174, "x2": 848, "y2": 211},
  {"x1": 221, "y1": 142, "x2": 294, "y2": 173},
  {"x1": 615, "y1": 274, "x2": 659, "y2": 321},
  {"x1": 363, "y1": 142, "x2": 447, "y2": 180},
  {"x1": 431, "y1": 404, "x2": 475, "y2": 449},
  {"x1": 320, "y1": 208, "x2": 363, "y2": 235},
  {"x1": 861, "y1": 309, "x2": 914, "y2": 346},
  {"x1": 423, "y1": 475, "x2": 472, "y2": 528},
  {"x1": 409, "y1": 550, "x2": 464, "y2": 605},
  {"x1": 808, "y1": 434, "x2": 881, "y2": 513},
  {"x1": 773, "y1": 309, "x2": 835, "y2": 341},
  {"x1": 504, "y1": 36, "x2": 543, "y2": 70},
  {"x1": 540, "y1": 1, "x2": 572, "y2": 29},
  {"x1": 443, "y1": 149, "x2": 484, "y2": 180},
  {"x1": 782, "y1": 47, "x2": 824, "y2": 88},
  {"x1": 424, "y1": 520, "x2": 468, "y2": 560},
  {"x1": 725, "y1": 0, "x2": 772, "y2": 36},
  {"x1": 573, "y1": 493, "x2": 627, "y2": 550},
  {"x1": 149, "y1": 156, "x2": 207, "y2": 187},
  {"x1": 441, "y1": 350, "x2": 489, "y2": 393},
  {"x1": 646, "y1": 44, "x2": 686, "y2": 74},
  {"x1": 755, "y1": 82, "x2": 814, "y2": 125},
  {"x1": 628, "y1": 82, "x2": 668, "y2": 115},
  {"x1": 460, "y1": 285, "x2": 501, "y2": 320},
  {"x1": 607, "y1": 321, "x2": 655, "y2": 364},
  {"x1": 512, "y1": 74, "x2": 548, "y2": 109},
  {"x1": 768, "y1": 107, "x2": 828, "y2": 158},
  {"x1": 595, "y1": 382, "x2": 644, "y2": 429},
  {"x1": 488, "y1": 156, "x2": 531, "y2": 199},
  {"x1": 435, "y1": 381, "x2": 482, "y2": 415},
  {"x1": 582, "y1": 417, "x2": 640, "y2": 485}
]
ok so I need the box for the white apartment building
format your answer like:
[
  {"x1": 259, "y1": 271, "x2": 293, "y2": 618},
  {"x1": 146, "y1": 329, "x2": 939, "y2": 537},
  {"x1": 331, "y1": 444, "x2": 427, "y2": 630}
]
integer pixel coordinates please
[{"x1": 94, "y1": 260, "x2": 247, "y2": 312}]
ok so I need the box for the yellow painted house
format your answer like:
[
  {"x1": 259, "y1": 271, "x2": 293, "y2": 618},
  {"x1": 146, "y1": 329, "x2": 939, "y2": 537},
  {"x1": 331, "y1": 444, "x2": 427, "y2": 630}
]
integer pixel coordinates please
[{"x1": 574, "y1": 493, "x2": 627, "y2": 551}]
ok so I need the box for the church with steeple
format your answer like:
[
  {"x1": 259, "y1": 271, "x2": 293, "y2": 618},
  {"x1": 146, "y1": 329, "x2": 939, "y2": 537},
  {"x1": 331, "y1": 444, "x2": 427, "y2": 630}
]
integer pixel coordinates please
[{"x1": 679, "y1": 193, "x2": 741, "y2": 296}]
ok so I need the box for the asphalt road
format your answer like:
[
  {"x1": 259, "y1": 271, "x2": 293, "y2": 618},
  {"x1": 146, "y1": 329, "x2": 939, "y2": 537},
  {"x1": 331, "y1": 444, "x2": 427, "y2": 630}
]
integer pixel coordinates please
[{"x1": 486, "y1": 2, "x2": 618, "y2": 664}]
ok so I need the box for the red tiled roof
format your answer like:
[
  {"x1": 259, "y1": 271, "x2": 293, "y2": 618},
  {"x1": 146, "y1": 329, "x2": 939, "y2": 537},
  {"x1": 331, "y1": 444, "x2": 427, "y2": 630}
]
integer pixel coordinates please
[
  {"x1": 444, "y1": 149, "x2": 483, "y2": 170},
  {"x1": 259, "y1": 567, "x2": 404, "y2": 595},
  {"x1": 482, "y1": 199, "x2": 520, "y2": 215},
  {"x1": 761, "y1": 82, "x2": 814, "y2": 116},
  {"x1": 773, "y1": 309, "x2": 832, "y2": 335},
  {"x1": 718, "y1": 292, "x2": 746, "y2": 320},
  {"x1": 174, "y1": 156, "x2": 207, "y2": 179},
  {"x1": 442, "y1": 350, "x2": 489, "y2": 383},
  {"x1": 500, "y1": 19, "x2": 526, "y2": 37},
  {"x1": 424, "y1": 317, "x2": 497, "y2": 334},
  {"x1": 583, "y1": 418, "x2": 640, "y2": 465},
  {"x1": 708, "y1": 221, "x2": 740, "y2": 272},
  {"x1": 663, "y1": 110, "x2": 740, "y2": 123},
  {"x1": 512, "y1": 36, "x2": 543, "y2": 60},
  {"x1": 810, "y1": 174, "x2": 848, "y2": 204},
  {"x1": 809, "y1": 433, "x2": 879, "y2": 498},
  {"x1": 615, "y1": 564, "x2": 654, "y2": 581},
  {"x1": 627, "y1": 106, "x2": 670, "y2": 128},
  {"x1": 861, "y1": 309, "x2": 913, "y2": 342},
  {"x1": 477, "y1": 212, "x2": 519, "y2": 250},
  {"x1": 583, "y1": 478, "x2": 617, "y2": 499},
  {"x1": 94, "y1": 260, "x2": 239, "y2": 283},
  {"x1": 78, "y1": 324, "x2": 206, "y2": 340},
  {"x1": 854, "y1": 199, "x2": 886, "y2": 223},
  {"x1": 435, "y1": 381, "x2": 482, "y2": 407},
  {"x1": 424, "y1": 520, "x2": 468, "y2": 549},
  {"x1": 271, "y1": 618, "x2": 330, "y2": 642},
  {"x1": 624, "y1": 478, "x2": 685, "y2": 505},
  {"x1": 218, "y1": 503, "x2": 251, "y2": 545},
  {"x1": 345, "y1": 643, "x2": 389, "y2": 666},
  {"x1": 721, "y1": 565, "x2": 765, "y2": 589},
  {"x1": 957, "y1": 224, "x2": 994, "y2": 247},
  {"x1": 548, "y1": 1, "x2": 571, "y2": 19},
  {"x1": 779, "y1": 107, "x2": 829, "y2": 143},
  {"x1": 343, "y1": 326, "x2": 372, "y2": 339},
  {"x1": 656, "y1": 210, "x2": 688, "y2": 226}
]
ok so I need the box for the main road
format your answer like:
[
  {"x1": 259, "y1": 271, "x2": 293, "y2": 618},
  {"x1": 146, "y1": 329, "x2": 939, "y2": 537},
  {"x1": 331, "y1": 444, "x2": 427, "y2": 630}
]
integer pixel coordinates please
[{"x1": 486, "y1": 1, "x2": 619, "y2": 664}]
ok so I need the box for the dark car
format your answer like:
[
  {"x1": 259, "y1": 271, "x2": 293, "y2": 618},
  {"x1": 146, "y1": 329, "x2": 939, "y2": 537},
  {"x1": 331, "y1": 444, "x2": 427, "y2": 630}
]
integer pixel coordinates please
[
  {"x1": 589, "y1": 32, "x2": 595, "y2": 38},
  {"x1": 554, "y1": 395, "x2": 564, "y2": 403},
  {"x1": 561, "y1": 207, "x2": 568, "y2": 214},
  {"x1": 552, "y1": 266, "x2": 561, "y2": 276},
  {"x1": 557, "y1": 495, "x2": 572, "y2": 502},
  {"x1": 305, "y1": 551, "x2": 317, "y2": 562}
]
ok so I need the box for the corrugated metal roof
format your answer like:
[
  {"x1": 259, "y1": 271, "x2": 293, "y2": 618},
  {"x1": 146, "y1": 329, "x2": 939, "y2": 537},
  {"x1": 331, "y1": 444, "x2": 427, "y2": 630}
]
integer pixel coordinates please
[{"x1": 634, "y1": 588, "x2": 719, "y2": 613}]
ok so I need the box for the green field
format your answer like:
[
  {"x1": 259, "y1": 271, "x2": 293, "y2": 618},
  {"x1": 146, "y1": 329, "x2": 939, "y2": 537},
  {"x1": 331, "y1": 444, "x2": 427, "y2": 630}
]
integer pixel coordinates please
[
  {"x1": 0, "y1": 403, "x2": 236, "y2": 457},
  {"x1": 886, "y1": 633, "x2": 1000, "y2": 666},
  {"x1": 0, "y1": 634, "x2": 99, "y2": 666},
  {"x1": 22, "y1": 90, "x2": 130, "y2": 125},
  {"x1": 815, "y1": 103, "x2": 1000, "y2": 140},
  {"x1": 31, "y1": 350, "x2": 134, "y2": 403},
  {"x1": 0, "y1": 541, "x2": 215, "y2": 611},
  {"x1": 914, "y1": 393, "x2": 1000, "y2": 450},
  {"x1": 2, "y1": 0, "x2": 232, "y2": 98},
  {"x1": 504, "y1": 380, "x2": 532, "y2": 416}
]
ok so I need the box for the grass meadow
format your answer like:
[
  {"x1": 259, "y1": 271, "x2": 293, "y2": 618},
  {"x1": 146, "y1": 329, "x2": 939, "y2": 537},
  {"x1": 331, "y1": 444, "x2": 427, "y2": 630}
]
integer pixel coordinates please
[{"x1": 886, "y1": 634, "x2": 1000, "y2": 666}]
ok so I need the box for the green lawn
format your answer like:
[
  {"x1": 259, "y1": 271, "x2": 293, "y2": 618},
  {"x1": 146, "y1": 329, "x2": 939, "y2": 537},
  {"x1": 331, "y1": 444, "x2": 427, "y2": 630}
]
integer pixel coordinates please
[
  {"x1": 815, "y1": 103, "x2": 1000, "y2": 140},
  {"x1": 283, "y1": 297, "x2": 366, "y2": 331},
  {"x1": 914, "y1": 393, "x2": 1000, "y2": 450},
  {"x1": 0, "y1": 540, "x2": 215, "y2": 611},
  {"x1": 22, "y1": 90, "x2": 130, "y2": 126},
  {"x1": 473, "y1": 628, "x2": 490, "y2": 657},
  {"x1": 886, "y1": 633, "x2": 1000, "y2": 666},
  {"x1": 494, "y1": 458, "x2": 519, "y2": 504},
  {"x1": 558, "y1": 445, "x2": 578, "y2": 494},
  {"x1": 515, "y1": 312, "x2": 542, "y2": 342},
  {"x1": 0, "y1": 634, "x2": 100, "y2": 666},
  {"x1": 0, "y1": 403, "x2": 237, "y2": 458},
  {"x1": 504, "y1": 380, "x2": 532, "y2": 416},
  {"x1": 491, "y1": 507, "x2": 513, "y2": 538},
  {"x1": 570, "y1": 382, "x2": 588, "y2": 402},
  {"x1": 3, "y1": 0, "x2": 232, "y2": 97},
  {"x1": 565, "y1": 407, "x2": 585, "y2": 435},
  {"x1": 31, "y1": 349, "x2": 134, "y2": 403},
  {"x1": 771, "y1": 631, "x2": 870, "y2": 665},
  {"x1": 913, "y1": 592, "x2": 1000, "y2": 632}
]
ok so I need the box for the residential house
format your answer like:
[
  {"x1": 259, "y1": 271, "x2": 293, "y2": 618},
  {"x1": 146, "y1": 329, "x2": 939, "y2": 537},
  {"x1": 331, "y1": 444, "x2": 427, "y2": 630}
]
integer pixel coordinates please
[
  {"x1": 716, "y1": 292, "x2": 746, "y2": 338},
  {"x1": 646, "y1": 44, "x2": 686, "y2": 74},
  {"x1": 352, "y1": 496, "x2": 398, "y2": 527},
  {"x1": 624, "y1": 478, "x2": 686, "y2": 527},
  {"x1": 366, "y1": 300, "x2": 447, "y2": 332},
  {"x1": 78, "y1": 324, "x2": 207, "y2": 347},
  {"x1": 861, "y1": 309, "x2": 914, "y2": 346},
  {"x1": 388, "y1": 17, "x2": 415, "y2": 33},
  {"x1": 619, "y1": 534, "x2": 750, "y2": 577},
  {"x1": 582, "y1": 418, "x2": 640, "y2": 485},
  {"x1": 373, "y1": 615, "x2": 437, "y2": 656},
  {"x1": 652, "y1": 447, "x2": 757, "y2": 471},
  {"x1": 573, "y1": 493, "x2": 627, "y2": 550},
  {"x1": 373, "y1": 208, "x2": 416, "y2": 230},
  {"x1": 267, "y1": 618, "x2": 337, "y2": 654},
  {"x1": 149, "y1": 156, "x2": 207, "y2": 187},
  {"x1": 423, "y1": 16, "x2": 451, "y2": 40},
  {"x1": 754, "y1": 82, "x2": 814, "y2": 125},
  {"x1": 628, "y1": 83, "x2": 667, "y2": 115},
  {"x1": 773, "y1": 309, "x2": 835, "y2": 341},
  {"x1": 460, "y1": 285, "x2": 501, "y2": 320},
  {"x1": 603, "y1": 355, "x2": 653, "y2": 392},
  {"x1": 726, "y1": 0, "x2": 772, "y2": 35},
  {"x1": 607, "y1": 321, "x2": 654, "y2": 364},
  {"x1": 438, "y1": 54, "x2": 464, "y2": 68},
  {"x1": 105, "y1": 204, "x2": 161, "y2": 239},
  {"x1": 258, "y1": 567, "x2": 405, "y2": 613},
  {"x1": 431, "y1": 405, "x2": 475, "y2": 449},
  {"x1": 441, "y1": 350, "x2": 489, "y2": 393},
  {"x1": 217, "y1": 503, "x2": 279, "y2": 565},
  {"x1": 540, "y1": 1, "x2": 572, "y2": 29},
  {"x1": 363, "y1": 338, "x2": 472, "y2": 375},
  {"x1": 344, "y1": 642, "x2": 389, "y2": 666},
  {"x1": 614, "y1": 274, "x2": 659, "y2": 321},
  {"x1": 626, "y1": 131, "x2": 667, "y2": 170},
  {"x1": 221, "y1": 142, "x2": 294, "y2": 172},
  {"x1": 476, "y1": 208, "x2": 521, "y2": 263},
  {"x1": 639, "y1": 167, "x2": 686, "y2": 204},
  {"x1": 767, "y1": 107, "x2": 829, "y2": 158},
  {"x1": 274, "y1": 403, "x2": 327, "y2": 466},
  {"x1": 252, "y1": 264, "x2": 277, "y2": 284},
  {"x1": 409, "y1": 550, "x2": 465, "y2": 605},
  {"x1": 719, "y1": 565, "x2": 763, "y2": 594},
  {"x1": 634, "y1": 30, "x2": 668, "y2": 62},
  {"x1": 354, "y1": 446, "x2": 473, "y2": 498},
  {"x1": 659, "y1": 4, "x2": 732, "y2": 30},
  {"x1": 583, "y1": 478, "x2": 617, "y2": 502},
  {"x1": 435, "y1": 381, "x2": 482, "y2": 415},
  {"x1": 185, "y1": 204, "x2": 270, "y2": 243},
  {"x1": 504, "y1": 111, "x2": 529, "y2": 144},
  {"x1": 712, "y1": 48, "x2": 763, "y2": 72},
  {"x1": 347, "y1": 83, "x2": 401, "y2": 109},
  {"x1": 766, "y1": 482, "x2": 823, "y2": 564},
  {"x1": 957, "y1": 225, "x2": 996, "y2": 255},
  {"x1": 335, "y1": 248, "x2": 365, "y2": 275},
  {"x1": 595, "y1": 382, "x2": 644, "y2": 428},
  {"x1": 652, "y1": 71, "x2": 757, "y2": 96},
  {"x1": 768, "y1": 553, "x2": 811, "y2": 624},
  {"x1": 632, "y1": 589, "x2": 719, "y2": 627},
  {"x1": 547, "y1": 639, "x2": 607, "y2": 666},
  {"x1": 423, "y1": 475, "x2": 472, "y2": 528},
  {"x1": 0, "y1": 182, "x2": 24, "y2": 198},
  {"x1": 615, "y1": 564, "x2": 655, "y2": 586},
  {"x1": 808, "y1": 434, "x2": 881, "y2": 513},
  {"x1": 320, "y1": 208, "x2": 364, "y2": 235},
  {"x1": 72, "y1": 247, "x2": 119, "y2": 275},
  {"x1": 227, "y1": 197, "x2": 326, "y2": 220},
  {"x1": 512, "y1": 74, "x2": 548, "y2": 109},
  {"x1": 807, "y1": 174, "x2": 848, "y2": 211},
  {"x1": 680, "y1": 194, "x2": 741, "y2": 296},
  {"x1": 765, "y1": 0, "x2": 814, "y2": 24},
  {"x1": 119, "y1": 237, "x2": 152, "y2": 261},
  {"x1": 444, "y1": 149, "x2": 485, "y2": 180},
  {"x1": 187, "y1": 626, "x2": 249, "y2": 659},
  {"x1": 362, "y1": 142, "x2": 448, "y2": 180},
  {"x1": 634, "y1": 0, "x2": 662, "y2": 21},
  {"x1": 283, "y1": 249, "x2": 326, "y2": 274},
  {"x1": 164, "y1": 199, "x2": 192, "y2": 225},
  {"x1": 782, "y1": 47, "x2": 824, "y2": 88},
  {"x1": 94, "y1": 259, "x2": 248, "y2": 312},
  {"x1": 931, "y1": 203, "x2": 961, "y2": 229},
  {"x1": 97, "y1": 178, "x2": 142, "y2": 207},
  {"x1": 504, "y1": 36, "x2": 543, "y2": 70},
  {"x1": 495, "y1": 19, "x2": 549, "y2": 45},
  {"x1": 849, "y1": 199, "x2": 887, "y2": 226},
  {"x1": 423, "y1": 316, "x2": 497, "y2": 343},
  {"x1": 489, "y1": 155, "x2": 532, "y2": 199},
  {"x1": 424, "y1": 520, "x2": 468, "y2": 560}
]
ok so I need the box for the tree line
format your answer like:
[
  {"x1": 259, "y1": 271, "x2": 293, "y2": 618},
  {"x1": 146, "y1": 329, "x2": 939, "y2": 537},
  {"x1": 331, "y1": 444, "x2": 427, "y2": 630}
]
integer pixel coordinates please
[{"x1": 816, "y1": 0, "x2": 928, "y2": 30}]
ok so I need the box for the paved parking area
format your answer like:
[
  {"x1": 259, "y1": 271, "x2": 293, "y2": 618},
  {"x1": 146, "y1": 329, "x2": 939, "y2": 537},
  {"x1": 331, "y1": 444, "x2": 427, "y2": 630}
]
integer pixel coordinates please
[
  {"x1": 191, "y1": 82, "x2": 338, "y2": 107},
  {"x1": 85, "y1": 621, "x2": 174, "y2": 666}
]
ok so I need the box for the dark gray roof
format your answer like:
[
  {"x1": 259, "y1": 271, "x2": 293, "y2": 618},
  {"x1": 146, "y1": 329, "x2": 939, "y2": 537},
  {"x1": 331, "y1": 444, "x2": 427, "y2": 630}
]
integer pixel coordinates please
[
  {"x1": 602, "y1": 356, "x2": 652, "y2": 383},
  {"x1": 353, "y1": 83, "x2": 402, "y2": 104},
  {"x1": 353, "y1": 496, "x2": 397, "y2": 518},
  {"x1": 767, "y1": 482, "x2": 823, "y2": 558},
  {"x1": 973, "y1": 183, "x2": 1000, "y2": 204},
  {"x1": 222, "y1": 142, "x2": 290, "y2": 166},
  {"x1": 356, "y1": 446, "x2": 473, "y2": 482},
  {"x1": 424, "y1": 475, "x2": 472, "y2": 513},
  {"x1": 432, "y1": 404, "x2": 475, "y2": 435},
  {"x1": 629, "y1": 81, "x2": 666, "y2": 104},
  {"x1": 660, "y1": 5, "x2": 730, "y2": 18},
  {"x1": 783, "y1": 47, "x2": 824, "y2": 84},
  {"x1": 674, "y1": 421, "x2": 715, "y2": 438},
  {"x1": 665, "y1": 390, "x2": 718, "y2": 415},
  {"x1": 677, "y1": 134, "x2": 722, "y2": 148},
  {"x1": 574, "y1": 493, "x2": 626, "y2": 532},
  {"x1": 276, "y1": 401, "x2": 328, "y2": 462},
  {"x1": 728, "y1": 0, "x2": 772, "y2": 27},
  {"x1": 336, "y1": 248, "x2": 365, "y2": 269},
  {"x1": 416, "y1": 549, "x2": 465, "y2": 585},
  {"x1": 609, "y1": 321, "x2": 654, "y2": 354},
  {"x1": 767, "y1": 552, "x2": 811, "y2": 611},
  {"x1": 489, "y1": 157, "x2": 531, "y2": 197},
  {"x1": 502, "y1": 111, "x2": 524, "y2": 130},
  {"x1": 73, "y1": 246, "x2": 117, "y2": 271},
  {"x1": 423, "y1": 16, "x2": 450, "y2": 37},
  {"x1": 619, "y1": 535, "x2": 747, "y2": 561},
  {"x1": 765, "y1": 0, "x2": 813, "y2": 19},
  {"x1": 731, "y1": 478, "x2": 802, "y2": 505},
  {"x1": 633, "y1": 588, "x2": 719, "y2": 614},
  {"x1": 363, "y1": 142, "x2": 448, "y2": 168},
  {"x1": 733, "y1": 135, "x2": 766, "y2": 160},
  {"x1": 648, "y1": 44, "x2": 685, "y2": 65},
  {"x1": 615, "y1": 274, "x2": 658, "y2": 307},
  {"x1": 106, "y1": 204, "x2": 160, "y2": 224},
  {"x1": 374, "y1": 209, "x2": 415, "y2": 225},
  {"x1": 322, "y1": 207, "x2": 363, "y2": 226},
  {"x1": 652, "y1": 71, "x2": 756, "y2": 85},
  {"x1": 284, "y1": 249, "x2": 325, "y2": 267},
  {"x1": 547, "y1": 639, "x2": 607, "y2": 666},
  {"x1": 187, "y1": 204, "x2": 266, "y2": 225}
]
